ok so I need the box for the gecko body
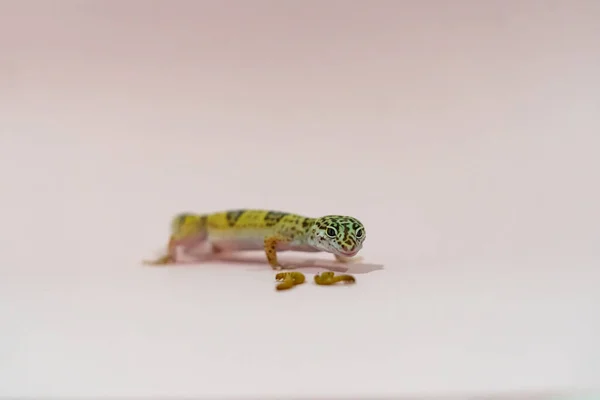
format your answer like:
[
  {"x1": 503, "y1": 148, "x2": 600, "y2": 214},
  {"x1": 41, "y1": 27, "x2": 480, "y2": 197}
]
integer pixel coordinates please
[{"x1": 144, "y1": 209, "x2": 366, "y2": 270}]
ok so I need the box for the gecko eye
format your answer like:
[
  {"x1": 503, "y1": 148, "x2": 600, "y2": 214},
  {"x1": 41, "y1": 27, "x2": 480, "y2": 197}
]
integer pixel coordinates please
[
  {"x1": 326, "y1": 227, "x2": 337, "y2": 237},
  {"x1": 356, "y1": 228, "x2": 363, "y2": 238}
]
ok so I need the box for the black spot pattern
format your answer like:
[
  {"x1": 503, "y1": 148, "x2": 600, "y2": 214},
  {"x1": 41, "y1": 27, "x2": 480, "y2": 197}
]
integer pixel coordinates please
[
  {"x1": 225, "y1": 210, "x2": 246, "y2": 227},
  {"x1": 263, "y1": 211, "x2": 289, "y2": 227}
]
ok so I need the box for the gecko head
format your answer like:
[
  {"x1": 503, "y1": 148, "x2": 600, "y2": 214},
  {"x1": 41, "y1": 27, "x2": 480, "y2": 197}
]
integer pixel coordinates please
[{"x1": 307, "y1": 215, "x2": 366, "y2": 257}]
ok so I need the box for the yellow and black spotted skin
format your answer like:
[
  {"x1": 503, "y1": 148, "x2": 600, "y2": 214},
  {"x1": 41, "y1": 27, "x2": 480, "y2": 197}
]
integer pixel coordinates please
[{"x1": 147, "y1": 209, "x2": 366, "y2": 270}]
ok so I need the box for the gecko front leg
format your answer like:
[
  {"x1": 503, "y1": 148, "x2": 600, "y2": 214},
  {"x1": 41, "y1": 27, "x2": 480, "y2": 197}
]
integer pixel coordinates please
[{"x1": 264, "y1": 235, "x2": 291, "y2": 270}]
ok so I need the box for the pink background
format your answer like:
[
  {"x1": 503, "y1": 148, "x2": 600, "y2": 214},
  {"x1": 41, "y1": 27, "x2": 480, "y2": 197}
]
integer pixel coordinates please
[{"x1": 1, "y1": 1, "x2": 599, "y2": 398}]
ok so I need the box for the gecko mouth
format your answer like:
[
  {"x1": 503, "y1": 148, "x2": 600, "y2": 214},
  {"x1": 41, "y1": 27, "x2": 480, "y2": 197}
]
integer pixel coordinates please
[{"x1": 339, "y1": 249, "x2": 358, "y2": 257}]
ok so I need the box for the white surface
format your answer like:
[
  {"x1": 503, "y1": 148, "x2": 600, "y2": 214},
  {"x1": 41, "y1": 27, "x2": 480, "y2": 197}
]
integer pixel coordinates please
[{"x1": 1, "y1": 1, "x2": 599, "y2": 398}]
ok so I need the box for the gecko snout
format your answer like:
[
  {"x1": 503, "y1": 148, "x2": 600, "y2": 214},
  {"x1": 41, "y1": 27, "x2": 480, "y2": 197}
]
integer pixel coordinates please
[
  {"x1": 340, "y1": 238, "x2": 363, "y2": 254},
  {"x1": 339, "y1": 245, "x2": 359, "y2": 256}
]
